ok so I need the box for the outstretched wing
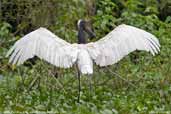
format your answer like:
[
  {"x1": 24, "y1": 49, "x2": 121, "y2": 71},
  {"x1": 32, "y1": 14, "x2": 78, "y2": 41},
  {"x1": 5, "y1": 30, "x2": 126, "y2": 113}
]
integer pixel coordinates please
[
  {"x1": 86, "y1": 24, "x2": 160, "y2": 67},
  {"x1": 6, "y1": 27, "x2": 78, "y2": 68}
]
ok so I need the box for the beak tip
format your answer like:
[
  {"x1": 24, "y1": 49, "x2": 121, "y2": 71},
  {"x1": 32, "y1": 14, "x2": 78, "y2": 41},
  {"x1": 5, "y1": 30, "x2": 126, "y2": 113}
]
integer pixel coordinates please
[
  {"x1": 90, "y1": 33, "x2": 96, "y2": 39},
  {"x1": 93, "y1": 34, "x2": 96, "y2": 38}
]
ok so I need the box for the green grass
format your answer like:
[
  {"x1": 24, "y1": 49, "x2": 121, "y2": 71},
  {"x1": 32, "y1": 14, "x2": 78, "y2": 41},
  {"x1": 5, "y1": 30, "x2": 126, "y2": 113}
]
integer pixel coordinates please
[{"x1": 0, "y1": 59, "x2": 171, "y2": 114}]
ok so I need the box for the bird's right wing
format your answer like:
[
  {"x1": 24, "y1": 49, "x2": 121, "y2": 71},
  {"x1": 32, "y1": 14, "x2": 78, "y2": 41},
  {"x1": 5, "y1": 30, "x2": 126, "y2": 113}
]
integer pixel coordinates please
[
  {"x1": 86, "y1": 24, "x2": 160, "y2": 67},
  {"x1": 6, "y1": 27, "x2": 78, "y2": 68}
]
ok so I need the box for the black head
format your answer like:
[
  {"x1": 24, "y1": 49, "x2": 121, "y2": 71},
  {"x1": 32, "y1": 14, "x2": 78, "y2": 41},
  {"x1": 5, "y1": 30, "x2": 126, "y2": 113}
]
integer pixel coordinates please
[{"x1": 77, "y1": 19, "x2": 96, "y2": 42}]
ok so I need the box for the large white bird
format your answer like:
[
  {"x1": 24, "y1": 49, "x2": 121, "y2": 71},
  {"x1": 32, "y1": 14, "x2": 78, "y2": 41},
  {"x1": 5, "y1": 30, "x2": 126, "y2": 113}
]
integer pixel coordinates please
[
  {"x1": 6, "y1": 19, "x2": 160, "y2": 102},
  {"x1": 6, "y1": 20, "x2": 160, "y2": 74}
]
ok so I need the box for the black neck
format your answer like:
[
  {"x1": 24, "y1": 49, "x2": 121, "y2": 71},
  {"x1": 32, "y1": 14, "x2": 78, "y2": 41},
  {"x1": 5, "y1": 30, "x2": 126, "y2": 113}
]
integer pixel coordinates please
[{"x1": 78, "y1": 27, "x2": 86, "y2": 44}]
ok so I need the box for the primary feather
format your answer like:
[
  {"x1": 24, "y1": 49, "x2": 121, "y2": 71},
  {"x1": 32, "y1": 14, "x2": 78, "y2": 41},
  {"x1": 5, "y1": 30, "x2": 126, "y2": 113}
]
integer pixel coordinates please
[{"x1": 7, "y1": 24, "x2": 160, "y2": 74}]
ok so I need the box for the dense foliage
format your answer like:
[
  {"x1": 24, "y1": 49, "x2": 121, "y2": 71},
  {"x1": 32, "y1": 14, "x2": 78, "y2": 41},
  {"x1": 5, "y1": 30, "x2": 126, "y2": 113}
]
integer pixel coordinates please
[{"x1": 0, "y1": 0, "x2": 171, "y2": 113}]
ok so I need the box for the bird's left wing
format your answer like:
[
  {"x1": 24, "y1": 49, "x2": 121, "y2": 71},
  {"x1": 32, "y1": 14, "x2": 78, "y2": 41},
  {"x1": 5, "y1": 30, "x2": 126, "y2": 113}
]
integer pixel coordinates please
[
  {"x1": 6, "y1": 27, "x2": 78, "y2": 68},
  {"x1": 86, "y1": 24, "x2": 160, "y2": 67}
]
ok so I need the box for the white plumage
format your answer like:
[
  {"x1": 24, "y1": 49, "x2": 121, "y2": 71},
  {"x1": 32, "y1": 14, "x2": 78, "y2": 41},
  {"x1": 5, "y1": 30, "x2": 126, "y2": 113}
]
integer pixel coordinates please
[
  {"x1": 6, "y1": 24, "x2": 160, "y2": 74},
  {"x1": 86, "y1": 24, "x2": 160, "y2": 67},
  {"x1": 77, "y1": 46, "x2": 93, "y2": 74}
]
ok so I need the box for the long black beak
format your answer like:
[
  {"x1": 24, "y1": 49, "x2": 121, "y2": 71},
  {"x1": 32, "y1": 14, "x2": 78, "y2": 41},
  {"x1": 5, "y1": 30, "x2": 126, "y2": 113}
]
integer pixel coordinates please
[{"x1": 84, "y1": 27, "x2": 96, "y2": 39}]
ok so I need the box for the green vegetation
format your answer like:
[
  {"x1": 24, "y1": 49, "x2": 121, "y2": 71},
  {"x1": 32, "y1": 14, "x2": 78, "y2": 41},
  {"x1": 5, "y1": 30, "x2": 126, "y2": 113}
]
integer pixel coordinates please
[{"x1": 0, "y1": 0, "x2": 171, "y2": 113}]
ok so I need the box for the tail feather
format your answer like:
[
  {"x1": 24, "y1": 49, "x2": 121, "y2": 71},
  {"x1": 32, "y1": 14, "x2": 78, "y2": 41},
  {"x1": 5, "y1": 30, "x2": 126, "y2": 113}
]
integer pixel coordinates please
[{"x1": 77, "y1": 49, "x2": 93, "y2": 75}]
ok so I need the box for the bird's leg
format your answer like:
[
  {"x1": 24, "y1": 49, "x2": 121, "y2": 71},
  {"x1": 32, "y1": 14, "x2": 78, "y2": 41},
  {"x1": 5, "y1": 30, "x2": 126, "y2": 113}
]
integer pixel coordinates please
[
  {"x1": 88, "y1": 75, "x2": 92, "y2": 92},
  {"x1": 77, "y1": 70, "x2": 81, "y2": 103},
  {"x1": 88, "y1": 74, "x2": 93, "y2": 100}
]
